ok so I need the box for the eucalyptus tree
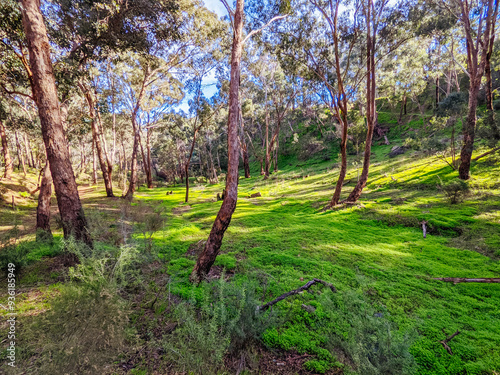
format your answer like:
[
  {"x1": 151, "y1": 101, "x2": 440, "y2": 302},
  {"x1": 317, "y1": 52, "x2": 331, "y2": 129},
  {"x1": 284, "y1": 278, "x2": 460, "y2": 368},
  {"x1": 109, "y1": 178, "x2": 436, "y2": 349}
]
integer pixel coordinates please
[
  {"x1": 20, "y1": 0, "x2": 93, "y2": 247},
  {"x1": 277, "y1": 0, "x2": 364, "y2": 205},
  {"x1": 191, "y1": 0, "x2": 288, "y2": 282},
  {"x1": 442, "y1": 0, "x2": 499, "y2": 180}
]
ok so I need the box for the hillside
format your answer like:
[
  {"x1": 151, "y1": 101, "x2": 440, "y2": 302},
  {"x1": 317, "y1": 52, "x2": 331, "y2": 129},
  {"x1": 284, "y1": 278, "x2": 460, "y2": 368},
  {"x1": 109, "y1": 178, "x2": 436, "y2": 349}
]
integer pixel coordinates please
[{"x1": 1, "y1": 123, "x2": 499, "y2": 374}]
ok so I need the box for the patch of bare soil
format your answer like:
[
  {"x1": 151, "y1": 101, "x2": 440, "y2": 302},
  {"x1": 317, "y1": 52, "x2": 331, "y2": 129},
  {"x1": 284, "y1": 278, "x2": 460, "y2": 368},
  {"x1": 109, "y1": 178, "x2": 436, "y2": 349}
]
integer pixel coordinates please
[
  {"x1": 172, "y1": 205, "x2": 192, "y2": 215},
  {"x1": 225, "y1": 345, "x2": 344, "y2": 375}
]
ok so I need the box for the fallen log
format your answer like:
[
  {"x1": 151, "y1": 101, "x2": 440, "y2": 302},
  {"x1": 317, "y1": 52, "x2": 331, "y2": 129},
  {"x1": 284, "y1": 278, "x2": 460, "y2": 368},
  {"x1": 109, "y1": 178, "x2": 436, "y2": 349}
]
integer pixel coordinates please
[
  {"x1": 472, "y1": 146, "x2": 500, "y2": 162},
  {"x1": 257, "y1": 278, "x2": 336, "y2": 312},
  {"x1": 433, "y1": 278, "x2": 500, "y2": 284},
  {"x1": 440, "y1": 329, "x2": 460, "y2": 355}
]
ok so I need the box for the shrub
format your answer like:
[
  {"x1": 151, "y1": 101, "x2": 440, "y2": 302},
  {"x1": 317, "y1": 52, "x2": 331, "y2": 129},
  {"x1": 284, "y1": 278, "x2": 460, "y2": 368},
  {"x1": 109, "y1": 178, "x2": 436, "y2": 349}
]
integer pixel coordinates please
[
  {"x1": 0, "y1": 244, "x2": 29, "y2": 275},
  {"x1": 130, "y1": 201, "x2": 167, "y2": 252},
  {"x1": 322, "y1": 291, "x2": 417, "y2": 374},
  {"x1": 29, "y1": 283, "x2": 132, "y2": 375},
  {"x1": 438, "y1": 178, "x2": 471, "y2": 204},
  {"x1": 162, "y1": 276, "x2": 274, "y2": 374},
  {"x1": 19, "y1": 241, "x2": 143, "y2": 374}
]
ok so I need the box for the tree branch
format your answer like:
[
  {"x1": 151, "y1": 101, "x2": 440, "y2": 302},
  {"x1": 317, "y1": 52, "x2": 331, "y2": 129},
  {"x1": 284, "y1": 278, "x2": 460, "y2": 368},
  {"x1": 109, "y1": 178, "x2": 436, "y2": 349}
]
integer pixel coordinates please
[
  {"x1": 257, "y1": 278, "x2": 336, "y2": 312},
  {"x1": 243, "y1": 15, "x2": 288, "y2": 45}
]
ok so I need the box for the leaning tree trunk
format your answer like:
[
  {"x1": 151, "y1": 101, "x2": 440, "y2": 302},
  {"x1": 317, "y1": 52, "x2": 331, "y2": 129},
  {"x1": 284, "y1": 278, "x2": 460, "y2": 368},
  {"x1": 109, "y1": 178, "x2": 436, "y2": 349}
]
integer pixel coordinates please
[
  {"x1": 36, "y1": 161, "x2": 53, "y2": 242},
  {"x1": 20, "y1": 0, "x2": 92, "y2": 247},
  {"x1": 190, "y1": 0, "x2": 244, "y2": 283},
  {"x1": 346, "y1": 0, "x2": 376, "y2": 203},
  {"x1": 0, "y1": 119, "x2": 12, "y2": 179}
]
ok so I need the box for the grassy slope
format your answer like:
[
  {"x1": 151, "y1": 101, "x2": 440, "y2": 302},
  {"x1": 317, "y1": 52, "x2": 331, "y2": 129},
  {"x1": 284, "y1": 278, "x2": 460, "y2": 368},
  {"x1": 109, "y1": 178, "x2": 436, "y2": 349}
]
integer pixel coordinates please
[{"x1": 1, "y1": 116, "x2": 500, "y2": 374}]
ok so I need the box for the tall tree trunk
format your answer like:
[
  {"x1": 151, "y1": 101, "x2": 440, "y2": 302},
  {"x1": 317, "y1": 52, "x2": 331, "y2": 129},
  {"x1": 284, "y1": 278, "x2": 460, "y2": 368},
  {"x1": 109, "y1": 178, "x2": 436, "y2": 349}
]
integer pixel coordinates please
[
  {"x1": 0, "y1": 119, "x2": 12, "y2": 179},
  {"x1": 23, "y1": 133, "x2": 33, "y2": 168},
  {"x1": 36, "y1": 161, "x2": 53, "y2": 241},
  {"x1": 346, "y1": 0, "x2": 377, "y2": 203},
  {"x1": 191, "y1": 0, "x2": 244, "y2": 282},
  {"x1": 458, "y1": 0, "x2": 498, "y2": 180},
  {"x1": 185, "y1": 128, "x2": 199, "y2": 203},
  {"x1": 209, "y1": 143, "x2": 218, "y2": 183},
  {"x1": 20, "y1": 0, "x2": 92, "y2": 247},
  {"x1": 14, "y1": 131, "x2": 26, "y2": 175},
  {"x1": 124, "y1": 126, "x2": 139, "y2": 200},
  {"x1": 459, "y1": 85, "x2": 480, "y2": 179},
  {"x1": 138, "y1": 128, "x2": 153, "y2": 188},
  {"x1": 435, "y1": 76, "x2": 440, "y2": 109},
  {"x1": 239, "y1": 106, "x2": 251, "y2": 178},
  {"x1": 330, "y1": 117, "x2": 348, "y2": 206},
  {"x1": 273, "y1": 131, "x2": 279, "y2": 172},
  {"x1": 81, "y1": 85, "x2": 114, "y2": 196},
  {"x1": 124, "y1": 68, "x2": 149, "y2": 199},
  {"x1": 264, "y1": 92, "x2": 270, "y2": 179},
  {"x1": 92, "y1": 139, "x2": 97, "y2": 184},
  {"x1": 146, "y1": 128, "x2": 153, "y2": 187}
]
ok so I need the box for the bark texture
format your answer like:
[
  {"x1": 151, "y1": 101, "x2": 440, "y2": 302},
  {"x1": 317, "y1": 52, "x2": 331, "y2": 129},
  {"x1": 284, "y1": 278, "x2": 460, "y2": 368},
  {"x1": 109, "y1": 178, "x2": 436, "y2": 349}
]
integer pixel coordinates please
[
  {"x1": 20, "y1": 0, "x2": 92, "y2": 247},
  {"x1": 190, "y1": 0, "x2": 244, "y2": 282}
]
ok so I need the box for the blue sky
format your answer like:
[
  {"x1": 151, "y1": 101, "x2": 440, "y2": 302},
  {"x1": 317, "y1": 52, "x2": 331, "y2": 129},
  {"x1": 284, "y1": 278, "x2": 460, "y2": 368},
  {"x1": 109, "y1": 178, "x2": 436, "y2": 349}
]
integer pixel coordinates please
[{"x1": 174, "y1": 0, "x2": 227, "y2": 113}]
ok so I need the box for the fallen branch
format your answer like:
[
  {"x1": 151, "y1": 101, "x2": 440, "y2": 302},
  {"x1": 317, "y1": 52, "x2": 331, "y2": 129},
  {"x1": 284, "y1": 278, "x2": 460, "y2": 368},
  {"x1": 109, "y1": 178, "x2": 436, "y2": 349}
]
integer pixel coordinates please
[
  {"x1": 433, "y1": 278, "x2": 500, "y2": 284},
  {"x1": 440, "y1": 329, "x2": 460, "y2": 355},
  {"x1": 472, "y1": 146, "x2": 500, "y2": 162},
  {"x1": 257, "y1": 278, "x2": 336, "y2": 312}
]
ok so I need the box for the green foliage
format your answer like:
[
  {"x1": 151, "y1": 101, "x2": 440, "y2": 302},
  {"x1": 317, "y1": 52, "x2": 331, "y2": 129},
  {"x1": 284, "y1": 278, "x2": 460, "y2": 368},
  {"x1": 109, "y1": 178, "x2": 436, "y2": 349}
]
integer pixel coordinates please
[
  {"x1": 65, "y1": 237, "x2": 141, "y2": 289},
  {"x1": 28, "y1": 283, "x2": 131, "y2": 375},
  {"x1": 130, "y1": 201, "x2": 167, "y2": 252},
  {"x1": 437, "y1": 92, "x2": 468, "y2": 118},
  {"x1": 162, "y1": 276, "x2": 273, "y2": 374},
  {"x1": 324, "y1": 291, "x2": 417, "y2": 374},
  {"x1": 438, "y1": 178, "x2": 471, "y2": 204},
  {"x1": 0, "y1": 243, "x2": 29, "y2": 275}
]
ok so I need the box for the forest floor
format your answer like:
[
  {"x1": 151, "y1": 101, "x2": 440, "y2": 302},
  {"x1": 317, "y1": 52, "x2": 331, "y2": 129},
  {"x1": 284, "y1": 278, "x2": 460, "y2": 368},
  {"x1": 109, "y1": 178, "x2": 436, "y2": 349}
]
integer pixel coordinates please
[{"x1": 1, "y1": 123, "x2": 500, "y2": 374}]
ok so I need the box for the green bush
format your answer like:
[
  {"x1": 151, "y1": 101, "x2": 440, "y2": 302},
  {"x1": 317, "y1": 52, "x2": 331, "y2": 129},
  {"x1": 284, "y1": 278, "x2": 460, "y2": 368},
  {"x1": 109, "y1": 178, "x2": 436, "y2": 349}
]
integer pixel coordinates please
[
  {"x1": 16, "y1": 240, "x2": 143, "y2": 374},
  {"x1": 29, "y1": 283, "x2": 132, "y2": 375},
  {"x1": 438, "y1": 178, "x2": 471, "y2": 204},
  {"x1": 162, "y1": 276, "x2": 274, "y2": 374},
  {"x1": 322, "y1": 291, "x2": 417, "y2": 374},
  {"x1": 0, "y1": 244, "x2": 29, "y2": 275}
]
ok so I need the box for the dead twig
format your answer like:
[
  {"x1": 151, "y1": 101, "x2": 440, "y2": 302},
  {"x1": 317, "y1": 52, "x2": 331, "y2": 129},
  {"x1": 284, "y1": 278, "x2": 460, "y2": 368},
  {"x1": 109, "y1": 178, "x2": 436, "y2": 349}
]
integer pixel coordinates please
[
  {"x1": 257, "y1": 278, "x2": 336, "y2": 312},
  {"x1": 440, "y1": 329, "x2": 460, "y2": 355}
]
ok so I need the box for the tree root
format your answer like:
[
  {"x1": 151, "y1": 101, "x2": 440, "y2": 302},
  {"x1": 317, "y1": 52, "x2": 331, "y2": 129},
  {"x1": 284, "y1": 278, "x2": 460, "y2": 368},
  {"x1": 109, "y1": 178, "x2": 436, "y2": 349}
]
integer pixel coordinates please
[{"x1": 257, "y1": 278, "x2": 336, "y2": 312}]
